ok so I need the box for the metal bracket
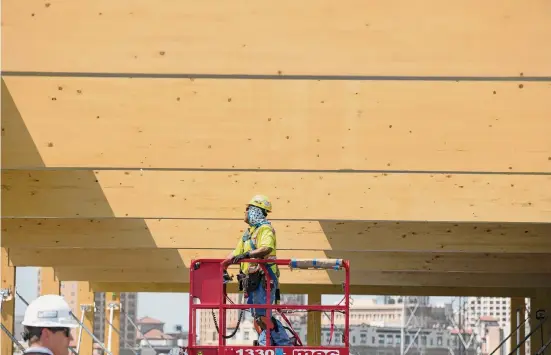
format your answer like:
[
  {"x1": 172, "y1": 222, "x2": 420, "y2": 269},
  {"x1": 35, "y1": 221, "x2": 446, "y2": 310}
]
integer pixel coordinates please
[
  {"x1": 107, "y1": 302, "x2": 121, "y2": 311},
  {"x1": 536, "y1": 309, "x2": 547, "y2": 320},
  {"x1": 80, "y1": 303, "x2": 96, "y2": 313},
  {"x1": 0, "y1": 288, "x2": 13, "y2": 302}
]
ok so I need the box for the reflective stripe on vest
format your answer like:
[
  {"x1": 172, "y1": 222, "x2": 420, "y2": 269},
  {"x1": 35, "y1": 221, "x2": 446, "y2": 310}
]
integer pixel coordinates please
[{"x1": 248, "y1": 225, "x2": 279, "y2": 282}]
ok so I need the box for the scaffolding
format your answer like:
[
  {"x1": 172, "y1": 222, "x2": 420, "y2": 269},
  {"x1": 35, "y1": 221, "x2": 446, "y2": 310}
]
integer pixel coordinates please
[
  {"x1": 400, "y1": 296, "x2": 424, "y2": 355},
  {"x1": 447, "y1": 296, "x2": 480, "y2": 355},
  {"x1": 0, "y1": 288, "x2": 26, "y2": 353}
]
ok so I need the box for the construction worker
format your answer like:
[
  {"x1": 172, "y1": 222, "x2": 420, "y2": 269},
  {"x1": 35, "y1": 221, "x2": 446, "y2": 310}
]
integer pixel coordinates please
[
  {"x1": 20, "y1": 294, "x2": 79, "y2": 355},
  {"x1": 222, "y1": 194, "x2": 292, "y2": 346}
]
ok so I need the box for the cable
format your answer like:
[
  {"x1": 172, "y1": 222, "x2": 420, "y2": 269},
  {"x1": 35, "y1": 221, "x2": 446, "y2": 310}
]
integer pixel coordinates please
[{"x1": 211, "y1": 308, "x2": 244, "y2": 339}]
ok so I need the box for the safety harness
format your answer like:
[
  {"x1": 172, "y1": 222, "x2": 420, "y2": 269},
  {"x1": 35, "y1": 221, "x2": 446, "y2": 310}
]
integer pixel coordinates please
[
  {"x1": 213, "y1": 221, "x2": 303, "y2": 346},
  {"x1": 239, "y1": 224, "x2": 280, "y2": 294}
]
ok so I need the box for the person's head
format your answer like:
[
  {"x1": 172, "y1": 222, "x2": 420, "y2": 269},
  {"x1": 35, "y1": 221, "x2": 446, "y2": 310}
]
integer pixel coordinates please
[
  {"x1": 22, "y1": 294, "x2": 79, "y2": 355},
  {"x1": 245, "y1": 195, "x2": 272, "y2": 225}
]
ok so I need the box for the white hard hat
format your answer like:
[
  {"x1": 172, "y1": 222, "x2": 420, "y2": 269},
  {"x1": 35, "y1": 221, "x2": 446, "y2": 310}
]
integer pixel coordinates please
[{"x1": 22, "y1": 295, "x2": 79, "y2": 328}]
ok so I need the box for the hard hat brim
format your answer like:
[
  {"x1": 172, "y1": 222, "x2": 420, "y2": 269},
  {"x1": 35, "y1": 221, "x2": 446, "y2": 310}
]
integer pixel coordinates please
[
  {"x1": 22, "y1": 318, "x2": 80, "y2": 328},
  {"x1": 246, "y1": 203, "x2": 271, "y2": 212}
]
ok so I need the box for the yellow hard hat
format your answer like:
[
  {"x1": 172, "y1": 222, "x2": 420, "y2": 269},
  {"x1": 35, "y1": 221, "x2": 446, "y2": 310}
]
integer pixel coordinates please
[{"x1": 247, "y1": 194, "x2": 272, "y2": 212}]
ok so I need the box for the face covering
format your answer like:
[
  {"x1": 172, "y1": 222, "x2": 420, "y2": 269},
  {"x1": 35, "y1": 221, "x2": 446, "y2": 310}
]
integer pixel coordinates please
[{"x1": 247, "y1": 205, "x2": 269, "y2": 227}]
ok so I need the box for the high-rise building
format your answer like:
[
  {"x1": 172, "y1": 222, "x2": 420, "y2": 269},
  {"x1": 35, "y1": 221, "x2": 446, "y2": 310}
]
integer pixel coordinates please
[
  {"x1": 93, "y1": 292, "x2": 139, "y2": 349},
  {"x1": 465, "y1": 297, "x2": 510, "y2": 329}
]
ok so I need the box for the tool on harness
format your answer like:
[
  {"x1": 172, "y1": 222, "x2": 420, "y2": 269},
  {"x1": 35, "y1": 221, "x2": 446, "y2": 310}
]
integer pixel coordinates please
[
  {"x1": 240, "y1": 228, "x2": 280, "y2": 288},
  {"x1": 222, "y1": 270, "x2": 233, "y2": 284},
  {"x1": 237, "y1": 270, "x2": 280, "y2": 300}
]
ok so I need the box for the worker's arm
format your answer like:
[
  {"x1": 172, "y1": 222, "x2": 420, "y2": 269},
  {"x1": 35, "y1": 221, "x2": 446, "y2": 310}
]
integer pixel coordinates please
[
  {"x1": 229, "y1": 247, "x2": 270, "y2": 264},
  {"x1": 248, "y1": 246, "x2": 272, "y2": 258},
  {"x1": 227, "y1": 227, "x2": 275, "y2": 263},
  {"x1": 222, "y1": 240, "x2": 244, "y2": 267},
  {"x1": 251, "y1": 227, "x2": 275, "y2": 258}
]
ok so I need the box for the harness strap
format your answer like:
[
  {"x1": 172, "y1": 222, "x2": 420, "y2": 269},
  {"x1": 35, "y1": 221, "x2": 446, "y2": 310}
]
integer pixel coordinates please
[{"x1": 246, "y1": 225, "x2": 279, "y2": 283}]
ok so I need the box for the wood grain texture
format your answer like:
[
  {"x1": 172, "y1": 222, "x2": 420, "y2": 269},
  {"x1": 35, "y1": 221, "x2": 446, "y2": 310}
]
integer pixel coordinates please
[
  {"x1": 89, "y1": 282, "x2": 537, "y2": 297},
  {"x1": 4, "y1": 218, "x2": 551, "y2": 253},
  {"x1": 39, "y1": 267, "x2": 60, "y2": 295},
  {"x1": 76, "y1": 282, "x2": 95, "y2": 355},
  {"x1": 55, "y1": 267, "x2": 551, "y2": 288},
  {"x1": 3, "y1": 170, "x2": 550, "y2": 222},
  {"x1": 1, "y1": 248, "x2": 15, "y2": 355},
  {"x1": 3, "y1": 77, "x2": 551, "y2": 171},
  {"x1": 3, "y1": 0, "x2": 551, "y2": 75},
  {"x1": 10, "y1": 248, "x2": 551, "y2": 274}
]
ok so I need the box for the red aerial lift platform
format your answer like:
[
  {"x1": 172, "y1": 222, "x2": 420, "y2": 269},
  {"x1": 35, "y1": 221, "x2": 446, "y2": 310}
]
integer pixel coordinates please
[{"x1": 184, "y1": 258, "x2": 351, "y2": 355}]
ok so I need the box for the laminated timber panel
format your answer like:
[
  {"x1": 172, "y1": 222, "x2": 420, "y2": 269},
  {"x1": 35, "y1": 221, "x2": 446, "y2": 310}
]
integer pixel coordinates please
[
  {"x1": 2, "y1": 170, "x2": 550, "y2": 222},
  {"x1": 39, "y1": 267, "x2": 60, "y2": 295},
  {"x1": 89, "y1": 282, "x2": 537, "y2": 298},
  {"x1": 1, "y1": 248, "x2": 15, "y2": 355},
  {"x1": 2, "y1": 0, "x2": 551, "y2": 75},
  {"x1": 4, "y1": 218, "x2": 551, "y2": 253},
  {"x1": 53, "y1": 267, "x2": 551, "y2": 289},
  {"x1": 9, "y1": 248, "x2": 551, "y2": 274},
  {"x1": 2, "y1": 77, "x2": 551, "y2": 172}
]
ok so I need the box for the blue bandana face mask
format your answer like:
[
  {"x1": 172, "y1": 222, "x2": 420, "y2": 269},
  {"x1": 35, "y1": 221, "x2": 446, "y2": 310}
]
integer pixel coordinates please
[{"x1": 247, "y1": 205, "x2": 268, "y2": 227}]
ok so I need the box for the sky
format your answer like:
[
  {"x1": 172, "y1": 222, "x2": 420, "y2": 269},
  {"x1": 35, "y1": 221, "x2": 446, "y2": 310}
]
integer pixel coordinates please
[{"x1": 15, "y1": 267, "x2": 454, "y2": 332}]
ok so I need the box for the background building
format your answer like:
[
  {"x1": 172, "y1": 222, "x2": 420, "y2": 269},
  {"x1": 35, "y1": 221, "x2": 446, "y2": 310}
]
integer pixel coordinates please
[
  {"x1": 466, "y1": 297, "x2": 511, "y2": 330},
  {"x1": 196, "y1": 295, "x2": 505, "y2": 355}
]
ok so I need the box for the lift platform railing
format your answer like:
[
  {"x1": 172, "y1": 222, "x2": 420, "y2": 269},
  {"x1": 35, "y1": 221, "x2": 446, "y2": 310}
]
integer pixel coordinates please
[{"x1": 187, "y1": 257, "x2": 351, "y2": 355}]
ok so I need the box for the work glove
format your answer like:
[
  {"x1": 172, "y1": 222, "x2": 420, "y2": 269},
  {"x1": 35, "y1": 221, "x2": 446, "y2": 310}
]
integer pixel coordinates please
[{"x1": 232, "y1": 251, "x2": 250, "y2": 264}]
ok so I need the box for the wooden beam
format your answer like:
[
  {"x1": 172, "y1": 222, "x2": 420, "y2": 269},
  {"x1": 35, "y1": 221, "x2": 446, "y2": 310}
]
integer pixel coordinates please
[
  {"x1": 1, "y1": 78, "x2": 45, "y2": 169},
  {"x1": 89, "y1": 282, "x2": 537, "y2": 297},
  {"x1": 3, "y1": 76, "x2": 551, "y2": 172},
  {"x1": 10, "y1": 248, "x2": 551, "y2": 274},
  {"x1": 39, "y1": 267, "x2": 60, "y2": 295},
  {"x1": 3, "y1": 0, "x2": 550, "y2": 75},
  {"x1": 54, "y1": 266, "x2": 551, "y2": 289},
  {"x1": 4, "y1": 218, "x2": 551, "y2": 253},
  {"x1": 1, "y1": 248, "x2": 16, "y2": 355},
  {"x1": 77, "y1": 282, "x2": 95, "y2": 355},
  {"x1": 307, "y1": 292, "x2": 322, "y2": 345},
  {"x1": 3, "y1": 170, "x2": 550, "y2": 222}
]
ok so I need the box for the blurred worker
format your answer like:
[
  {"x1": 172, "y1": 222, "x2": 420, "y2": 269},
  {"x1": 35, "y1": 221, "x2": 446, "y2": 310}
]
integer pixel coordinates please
[
  {"x1": 222, "y1": 194, "x2": 292, "y2": 346},
  {"x1": 21, "y1": 294, "x2": 79, "y2": 355}
]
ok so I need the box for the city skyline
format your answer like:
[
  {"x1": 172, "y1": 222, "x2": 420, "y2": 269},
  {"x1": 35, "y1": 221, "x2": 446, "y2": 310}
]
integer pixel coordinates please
[{"x1": 15, "y1": 266, "x2": 455, "y2": 332}]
